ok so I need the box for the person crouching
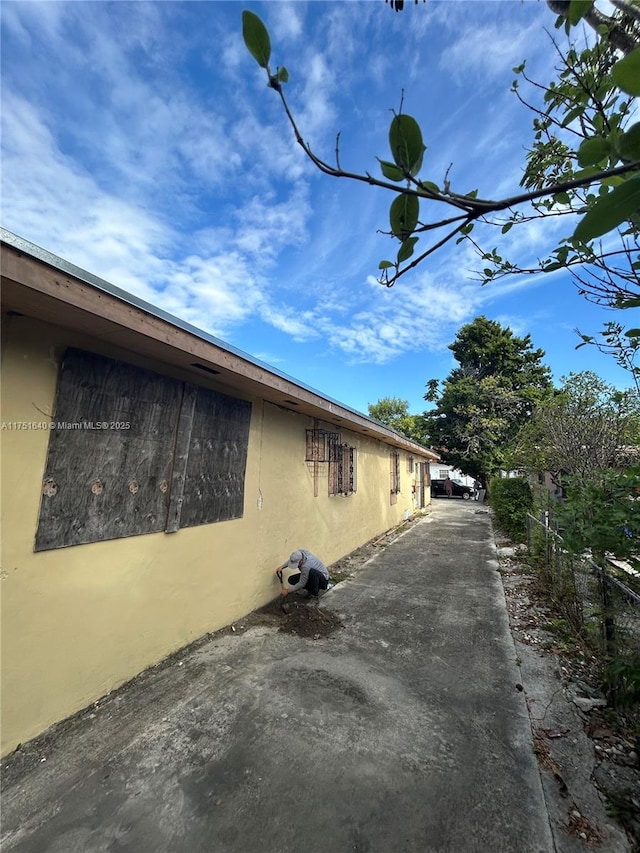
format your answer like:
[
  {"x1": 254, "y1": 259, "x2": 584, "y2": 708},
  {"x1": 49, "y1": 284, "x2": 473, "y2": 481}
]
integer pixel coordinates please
[{"x1": 276, "y1": 549, "x2": 330, "y2": 608}]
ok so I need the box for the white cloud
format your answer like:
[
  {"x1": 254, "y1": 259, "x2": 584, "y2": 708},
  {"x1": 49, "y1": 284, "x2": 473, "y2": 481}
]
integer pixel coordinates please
[
  {"x1": 260, "y1": 306, "x2": 319, "y2": 339},
  {"x1": 271, "y1": 2, "x2": 304, "y2": 42},
  {"x1": 1, "y1": 92, "x2": 169, "y2": 255},
  {"x1": 0, "y1": 92, "x2": 272, "y2": 338},
  {"x1": 439, "y1": 16, "x2": 543, "y2": 84},
  {"x1": 303, "y1": 269, "x2": 490, "y2": 364},
  {"x1": 232, "y1": 185, "x2": 311, "y2": 259},
  {"x1": 1, "y1": 0, "x2": 66, "y2": 45},
  {"x1": 156, "y1": 252, "x2": 268, "y2": 334},
  {"x1": 230, "y1": 110, "x2": 308, "y2": 184}
]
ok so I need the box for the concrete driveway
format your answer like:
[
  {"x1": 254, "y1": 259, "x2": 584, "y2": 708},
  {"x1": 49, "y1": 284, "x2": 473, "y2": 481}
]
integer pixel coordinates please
[{"x1": 1, "y1": 500, "x2": 553, "y2": 853}]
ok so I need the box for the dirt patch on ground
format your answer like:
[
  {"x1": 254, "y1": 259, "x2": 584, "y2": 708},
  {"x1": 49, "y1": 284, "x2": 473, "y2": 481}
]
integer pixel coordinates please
[
  {"x1": 220, "y1": 511, "x2": 431, "y2": 640},
  {"x1": 231, "y1": 596, "x2": 345, "y2": 639}
]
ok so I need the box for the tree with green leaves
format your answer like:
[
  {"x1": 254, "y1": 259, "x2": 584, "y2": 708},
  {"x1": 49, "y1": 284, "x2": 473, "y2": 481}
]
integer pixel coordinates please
[
  {"x1": 554, "y1": 463, "x2": 640, "y2": 567},
  {"x1": 367, "y1": 396, "x2": 430, "y2": 445},
  {"x1": 242, "y1": 4, "x2": 640, "y2": 384},
  {"x1": 424, "y1": 317, "x2": 553, "y2": 483},
  {"x1": 512, "y1": 370, "x2": 640, "y2": 484},
  {"x1": 511, "y1": 369, "x2": 639, "y2": 596}
]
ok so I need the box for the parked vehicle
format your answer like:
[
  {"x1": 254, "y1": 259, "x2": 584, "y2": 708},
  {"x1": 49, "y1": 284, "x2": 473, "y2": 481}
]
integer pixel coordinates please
[{"x1": 430, "y1": 479, "x2": 474, "y2": 500}]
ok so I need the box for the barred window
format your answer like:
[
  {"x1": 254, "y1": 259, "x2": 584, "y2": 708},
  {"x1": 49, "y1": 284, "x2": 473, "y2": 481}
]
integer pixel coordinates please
[
  {"x1": 390, "y1": 450, "x2": 400, "y2": 495},
  {"x1": 305, "y1": 429, "x2": 339, "y2": 462},
  {"x1": 407, "y1": 455, "x2": 414, "y2": 473},
  {"x1": 328, "y1": 443, "x2": 357, "y2": 496}
]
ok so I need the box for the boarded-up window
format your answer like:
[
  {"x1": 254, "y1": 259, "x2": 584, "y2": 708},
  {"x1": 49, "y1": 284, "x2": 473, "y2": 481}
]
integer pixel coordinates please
[
  {"x1": 328, "y1": 443, "x2": 357, "y2": 496},
  {"x1": 35, "y1": 349, "x2": 251, "y2": 550},
  {"x1": 180, "y1": 386, "x2": 251, "y2": 527}
]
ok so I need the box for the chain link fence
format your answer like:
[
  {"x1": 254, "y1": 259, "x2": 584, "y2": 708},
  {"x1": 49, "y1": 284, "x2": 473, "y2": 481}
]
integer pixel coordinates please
[{"x1": 526, "y1": 512, "x2": 640, "y2": 683}]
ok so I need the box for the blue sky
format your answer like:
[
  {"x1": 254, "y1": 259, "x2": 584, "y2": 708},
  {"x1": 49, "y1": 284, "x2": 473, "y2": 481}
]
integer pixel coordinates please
[{"x1": 2, "y1": 0, "x2": 636, "y2": 418}]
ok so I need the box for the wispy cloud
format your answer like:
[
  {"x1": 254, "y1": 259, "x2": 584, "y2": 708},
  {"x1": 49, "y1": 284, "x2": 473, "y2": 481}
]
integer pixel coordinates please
[
  {"x1": 305, "y1": 269, "x2": 495, "y2": 364},
  {"x1": 439, "y1": 14, "x2": 544, "y2": 84},
  {"x1": 270, "y1": 1, "x2": 304, "y2": 43}
]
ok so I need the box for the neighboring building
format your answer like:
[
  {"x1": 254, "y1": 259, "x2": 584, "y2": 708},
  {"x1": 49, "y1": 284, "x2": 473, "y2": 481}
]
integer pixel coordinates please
[
  {"x1": 0, "y1": 230, "x2": 438, "y2": 756},
  {"x1": 429, "y1": 463, "x2": 475, "y2": 489}
]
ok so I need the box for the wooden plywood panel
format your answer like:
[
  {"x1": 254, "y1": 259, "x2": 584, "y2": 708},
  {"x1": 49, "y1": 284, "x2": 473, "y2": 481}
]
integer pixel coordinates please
[
  {"x1": 35, "y1": 349, "x2": 181, "y2": 550},
  {"x1": 165, "y1": 384, "x2": 197, "y2": 534},
  {"x1": 180, "y1": 387, "x2": 252, "y2": 527}
]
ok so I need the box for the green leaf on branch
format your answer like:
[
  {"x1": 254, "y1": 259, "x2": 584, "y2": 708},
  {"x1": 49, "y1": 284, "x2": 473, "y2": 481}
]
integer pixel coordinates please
[
  {"x1": 242, "y1": 10, "x2": 271, "y2": 69},
  {"x1": 378, "y1": 260, "x2": 394, "y2": 270},
  {"x1": 456, "y1": 224, "x2": 475, "y2": 244},
  {"x1": 600, "y1": 175, "x2": 625, "y2": 189},
  {"x1": 625, "y1": 328, "x2": 640, "y2": 337},
  {"x1": 574, "y1": 176, "x2": 640, "y2": 242},
  {"x1": 418, "y1": 181, "x2": 440, "y2": 195},
  {"x1": 568, "y1": 0, "x2": 593, "y2": 25},
  {"x1": 389, "y1": 115, "x2": 425, "y2": 175},
  {"x1": 377, "y1": 159, "x2": 405, "y2": 182},
  {"x1": 576, "y1": 334, "x2": 594, "y2": 349},
  {"x1": 617, "y1": 122, "x2": 640, "y2": 161},
  {"x1": 612, "y1": 48, "x2": 640, "y2": 97},
  {"x1": 277, "y1": 66, "x2": 289, "y2": 83},
  {"x1": 553, "y1": 191, "x2": 571, "y2": 205},
  {"x1": 397, "y1": 236, "x2": 418, "y2": 264},
  {"x1": 561, "y1": 105, "x2": 585, "y2": 127},
  {"x1": 389, "y1": 193, "x2": 419, "y2": 239},
  {"x1": 501, "y1": 222, "x2": 513, "y2": 234},
  {"x1": 573, "y1": 166, "x2": 600, "y2": 181},
  {"x1": 577, "y1": 136, "x2": 610, "y2": 167}
]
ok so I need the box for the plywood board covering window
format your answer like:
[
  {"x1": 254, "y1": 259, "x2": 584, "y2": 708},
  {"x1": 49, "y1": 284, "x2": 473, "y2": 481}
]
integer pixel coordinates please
[
  {"x1": 35, "y1": 349, "x2": 251, "y2": 550},
  {"x1": 181, "y1": 386, "x2": 252, "y2": 527}
]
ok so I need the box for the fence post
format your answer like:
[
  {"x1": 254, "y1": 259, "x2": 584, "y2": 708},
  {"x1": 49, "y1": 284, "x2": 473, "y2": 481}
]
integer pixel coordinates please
[
  {"x1": 597, "y1": 562, "x2": 616, "y2": 655},
  {"x1": 597, "y1": 561, "x2": 619, "y2": 701}
]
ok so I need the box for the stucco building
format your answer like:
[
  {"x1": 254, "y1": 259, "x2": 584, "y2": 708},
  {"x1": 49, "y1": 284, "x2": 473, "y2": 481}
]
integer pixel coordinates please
[{"x1": 1, "y1": 230, "x2": 437, "y2": 756}]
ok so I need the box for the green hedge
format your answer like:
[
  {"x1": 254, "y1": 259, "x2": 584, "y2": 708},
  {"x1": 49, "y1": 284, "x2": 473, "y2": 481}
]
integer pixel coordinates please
[{"x1": 489, "y1": 477, "x2": 532, "y2": 542}]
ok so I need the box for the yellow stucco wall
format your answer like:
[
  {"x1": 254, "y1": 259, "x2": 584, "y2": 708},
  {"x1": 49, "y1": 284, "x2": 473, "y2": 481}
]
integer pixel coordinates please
[{"x1": 1, "y1": 316, "x2": 425, "y2": 755}]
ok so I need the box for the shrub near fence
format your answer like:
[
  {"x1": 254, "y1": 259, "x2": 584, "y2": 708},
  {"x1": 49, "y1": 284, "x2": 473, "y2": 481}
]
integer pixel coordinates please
[
  {"x1": 526, "y1": 512, "x2": 640, "y2": 706},
  {"x1": 489, "y1": 477, "x2": 532, "y2": 542}
]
